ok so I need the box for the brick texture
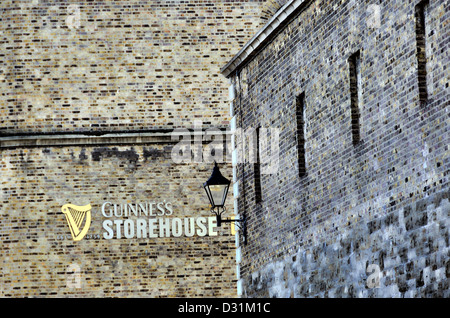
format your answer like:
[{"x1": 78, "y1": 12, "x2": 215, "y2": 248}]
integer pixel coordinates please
[
  {"x1": 229, "y1": 0, "x2": 449, "y2": 297},
  {"x1": 0, "y1": 0, "x2": 275, "y2": 297},
  {"x1": 0, "y1": 146, "x2": 236, "y2": 297},
  {"x1": 0, "y1": 0, "x2": 269, "y2": 134}
]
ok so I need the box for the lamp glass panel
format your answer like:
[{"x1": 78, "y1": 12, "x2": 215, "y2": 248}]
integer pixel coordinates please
[{"x1": 209, "y1": 184, "x2": 227, "y2": 207}]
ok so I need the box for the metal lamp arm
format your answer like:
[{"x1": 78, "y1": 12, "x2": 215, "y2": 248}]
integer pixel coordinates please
[{"x1": 211, "y1": 207, "x2": 247, "y2": 245}]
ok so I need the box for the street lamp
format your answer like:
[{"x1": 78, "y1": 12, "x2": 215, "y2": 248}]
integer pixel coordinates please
[{"x1": 203, "y1": 162, "x2": 247, "y2": 244}]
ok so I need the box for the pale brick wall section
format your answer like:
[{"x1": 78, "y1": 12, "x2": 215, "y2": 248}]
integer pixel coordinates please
[
  {"x1": 0, "y1": 0, "x2": 268, "y2": 134},
  {"x1": 0, "y1": 0, "x2": 283, "y2": 298},
  {"x1": 0, "y1": 145, "x2": 236, "y2": 297}
]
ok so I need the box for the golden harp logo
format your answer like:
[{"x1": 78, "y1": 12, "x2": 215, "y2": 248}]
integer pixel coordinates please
[{"x1": 61, "y1": 204, "x2": 92, "y2": 241}]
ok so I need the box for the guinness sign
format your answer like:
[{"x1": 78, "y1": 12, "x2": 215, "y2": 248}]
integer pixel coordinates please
[
  {"x1": 60, "y1": 201, "x2": 218, "y2": 241},
  {"x1": 61, "y1": 204, "x2": 92, "y2": 241}
]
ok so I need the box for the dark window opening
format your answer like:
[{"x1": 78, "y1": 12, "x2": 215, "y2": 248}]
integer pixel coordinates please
[
  {"x1": 296, "y1": 93, "x2": 306, "y2": 177},
  {"x1": 415, "y1": 0, "x2": 429, "y2": 106},
  {"x1": 254, "y1": 127, "x2": 262, "y2": 203},
  {"x1": 349, "y1": 50, "x2": 361, "y2": 144}
]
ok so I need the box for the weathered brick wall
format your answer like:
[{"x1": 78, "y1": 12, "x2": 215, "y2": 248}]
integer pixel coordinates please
[
  {"x1": 0, "y1": 0, "x2": 278, "y2": 298},
  {"x1": 0, "y1": 145, "x2": 236, "y2": 297},
  {"x1": 245, "y1": 191, "x2": 449, "y2": 297},
  {"x1": 229, "y1": 0, "x2": 449, "y2": 297},
  {"x1": 0, "y1": 0, "x2": 268, "y2": 134}
]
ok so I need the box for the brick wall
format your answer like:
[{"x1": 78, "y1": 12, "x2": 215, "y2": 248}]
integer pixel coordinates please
[
  {"x1": 0, "y1": 145, "x2": 236, "y2": 297},
  {"x1": 0, "y1": 0, "x2": 269, "y2": 134},
  {"x1": 228, "y1": 0, "x2": 449, "y2": 297},
  {"x1": 0, "y1": 0, "x2": 275, "y2": 297}
]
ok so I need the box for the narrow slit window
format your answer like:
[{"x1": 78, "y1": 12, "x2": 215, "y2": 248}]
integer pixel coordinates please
[
  {"x1": 296, "y1": 93, "x2": 306, "y2": 177},
  {"x1": 415, "y1": 0, "x2": 429, "y2": 105},
  {"x1": 348, "y1": 50, "x2": 361, "y2": 144},
  {"x1": 254, "y1": 127, "x2": 262, "y2": 203}
]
